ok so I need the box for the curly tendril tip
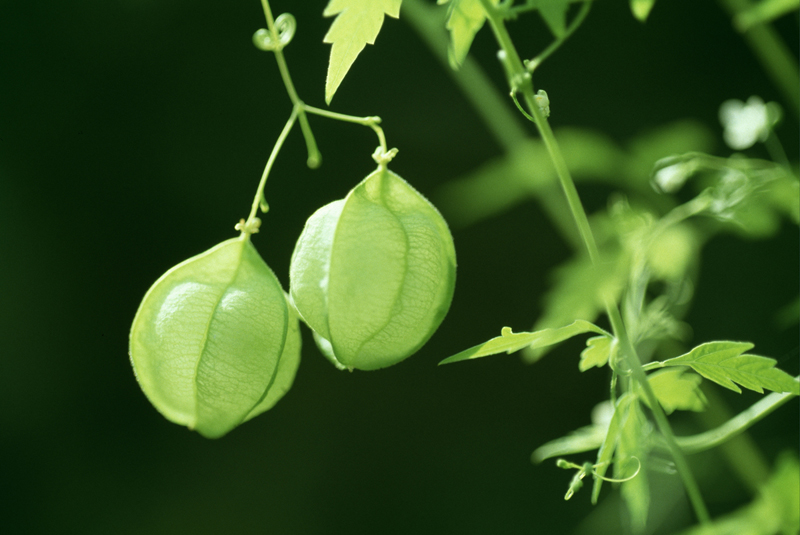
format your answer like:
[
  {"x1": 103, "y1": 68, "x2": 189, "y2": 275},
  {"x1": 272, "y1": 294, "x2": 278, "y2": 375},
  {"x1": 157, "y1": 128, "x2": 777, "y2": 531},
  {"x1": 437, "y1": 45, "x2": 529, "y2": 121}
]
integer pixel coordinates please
[{"x1": 253, "y1": 13, "x2": 296, "y2": 52}]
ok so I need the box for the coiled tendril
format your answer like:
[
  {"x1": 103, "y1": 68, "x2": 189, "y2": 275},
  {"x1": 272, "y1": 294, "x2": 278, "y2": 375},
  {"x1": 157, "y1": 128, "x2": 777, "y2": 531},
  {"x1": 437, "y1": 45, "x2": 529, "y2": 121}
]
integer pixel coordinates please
[{"x1": 253, "y1": 13, "x2": 296, "y2": 51}]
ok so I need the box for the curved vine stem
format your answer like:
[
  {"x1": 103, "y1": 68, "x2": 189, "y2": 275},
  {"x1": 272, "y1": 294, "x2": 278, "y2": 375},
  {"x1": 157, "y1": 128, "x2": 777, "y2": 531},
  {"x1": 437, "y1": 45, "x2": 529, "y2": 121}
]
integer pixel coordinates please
[
  {"x1": 667, "y1": 385, "x2": 798, "y2": 454},
  {"x1": 400, "y1": 0, "x2": 582, "y2": 251},
  {"x1": 244, "y1": 104, "x2": 299, "y2": 229},
  {"x1": 248, "y1": 0, "x2": 392, "y2": 224},
  {"x1": 478, "y1": 0, "x2": 711, "y2": 524},
  {"x1": 303, "y1": 105, "x2": 388, "y2": 154},
  {"x1": 244, "y1": 101, "x2": 390, "y2": 229},
  {"x1": 259, "y1": 0, "x2": 321, "y2": 168},
  {"x1": 524, "y1": 0, "x2": 592, "y2": 73}
]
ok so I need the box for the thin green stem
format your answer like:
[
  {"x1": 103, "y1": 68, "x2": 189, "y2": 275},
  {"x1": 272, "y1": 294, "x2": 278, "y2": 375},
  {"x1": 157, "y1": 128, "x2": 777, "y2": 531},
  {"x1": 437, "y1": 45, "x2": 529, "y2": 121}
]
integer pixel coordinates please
[
  {"x1": 525, "y1": 1, "x2": 592, "y2": 73},
  {"x1": 691, "y1": 386, "x2": 770, "y2": 492},
  {"x1": 717, "y1": 0, "x2": 800, "y2": 117},
  {"x1": 479, "y1": 0, "x2": 711, "y2": 523},
  {"x1": 605, "y1": 305, "x2": 711, "y2": 523},
  {"x1": 764, "y1": 131, "x2": 792, "y2": 171},
  {"x1": 659, "y1": 386, "x2": 798, "y2": 454},
  {"x1": 246, "y1": 104, "x2": 299, "y2": 226},
  {"x1": 402, "y1": 0, "x2": 526, "y2": 148},
  {"x1": 400, "y1": 0, "x2": 582, "y2": 251},
  {"x1": 259, "y1": 0, "x2": 321, "y2": 168},
  {"x1": 655, "y1": 192, "x2": 713, "y2": 232},
  {"x1": 481, "y1": 0, "x2": 599, "y2": 264},
  {"x1": 302, "y1": 105, "x2": 388, "y2": 153},
  {"x1": 642, "y1": 361, "x2": 663, "y2": 372}
]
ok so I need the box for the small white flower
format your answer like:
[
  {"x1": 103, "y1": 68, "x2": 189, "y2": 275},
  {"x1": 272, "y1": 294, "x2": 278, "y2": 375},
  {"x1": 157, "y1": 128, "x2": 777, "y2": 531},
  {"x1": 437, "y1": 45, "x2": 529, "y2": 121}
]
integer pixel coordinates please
[{"x1": 719, "y1": 96, "x2": 774, "y2": 150}]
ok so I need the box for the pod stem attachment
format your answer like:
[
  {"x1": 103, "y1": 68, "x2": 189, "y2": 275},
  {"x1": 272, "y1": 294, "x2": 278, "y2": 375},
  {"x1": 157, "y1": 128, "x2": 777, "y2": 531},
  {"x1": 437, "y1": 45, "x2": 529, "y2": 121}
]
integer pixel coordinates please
[
  {"x1": 302, "y1": 105, "x2": 390, "y2": 158},
  {"x1": 245, "y1": 104, "x2": 300, "y2": 227}
]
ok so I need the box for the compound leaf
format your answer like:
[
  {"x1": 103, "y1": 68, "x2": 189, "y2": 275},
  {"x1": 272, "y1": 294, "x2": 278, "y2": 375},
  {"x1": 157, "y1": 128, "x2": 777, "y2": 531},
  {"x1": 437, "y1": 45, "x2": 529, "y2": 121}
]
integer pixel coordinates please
[
  {"x1": 439, "y1": 320, "x2": 607, "y2": 365},
  {"x1": 323, "y1": 0, "x2": 402, "y2": 104},
  {"x1": 658, "y1": 341, "x2": 800, "y2": 395},
  {"x1": 644, "y1": 368, "x2": 707, "y2": 414}
]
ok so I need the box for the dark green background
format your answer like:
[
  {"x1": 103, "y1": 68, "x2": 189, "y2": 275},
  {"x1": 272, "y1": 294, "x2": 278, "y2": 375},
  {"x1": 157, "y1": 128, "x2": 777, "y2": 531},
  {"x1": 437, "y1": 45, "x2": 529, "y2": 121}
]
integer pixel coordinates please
[{"x1": 1, "y1": 1, "x2": 797, "y2": 534}]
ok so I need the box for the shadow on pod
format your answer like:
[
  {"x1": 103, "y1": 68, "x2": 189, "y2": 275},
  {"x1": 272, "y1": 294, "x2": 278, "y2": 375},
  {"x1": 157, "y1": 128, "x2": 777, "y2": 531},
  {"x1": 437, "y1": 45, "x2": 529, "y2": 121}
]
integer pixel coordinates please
[
  {"x1": 290, "y1": 165, "x2": 456, "y2": 371},
  {"x1": 129, "y1": 235, "x2": 301, "y2": 438}
]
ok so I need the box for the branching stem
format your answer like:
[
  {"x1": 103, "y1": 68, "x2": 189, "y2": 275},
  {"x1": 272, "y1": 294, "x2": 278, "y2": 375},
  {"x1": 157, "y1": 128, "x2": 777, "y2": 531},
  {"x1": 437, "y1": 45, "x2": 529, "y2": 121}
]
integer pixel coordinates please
[
  {"x1": 246, "y1": 104, "x2": 299, "y2": 226},
  {"x1": 247, "y1": 0, "x2": 391, "y2": 224},
  {"x1": 525, "y1": 1, "x2": 592, "y2": 73},
  {"x1": 478, "y1": 0, "x2": 711, "y2": 523},
  {"x1": 259, "y1": 0, "x2": 321, "y2": 168},
  {"x1": 400, "y1": 0, "x2": 582, "y2": 250},
  {"x1": 303, "y1": 105, "x2": 388, "y2": 154}
]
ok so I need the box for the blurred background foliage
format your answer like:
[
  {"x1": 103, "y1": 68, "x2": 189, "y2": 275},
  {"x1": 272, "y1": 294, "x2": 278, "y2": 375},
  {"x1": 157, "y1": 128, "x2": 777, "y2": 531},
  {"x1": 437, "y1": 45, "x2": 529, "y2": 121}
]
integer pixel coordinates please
[{"x1": 0, "y1": 1, "x2": 797, "y2": 534}]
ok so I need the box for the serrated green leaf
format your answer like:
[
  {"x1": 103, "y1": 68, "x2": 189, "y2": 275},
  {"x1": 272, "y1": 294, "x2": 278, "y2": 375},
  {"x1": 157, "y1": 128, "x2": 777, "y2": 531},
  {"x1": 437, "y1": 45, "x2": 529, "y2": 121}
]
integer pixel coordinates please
[
  {"x1": 644, "y1": 368, "x2": 707, "y2": 414},
  {"x1": 580, "y1": 335, "x2": 616, "y2": 372},
  {"x1": 323, "y1": 0, "x2": 402, "y2": 104},
  {"x1": 439, "y1": 320, "x2": 607, "y2": 365},
  {"x1": 658, "y1": 341, "x2": 800, "y2": 395},
  {"x1": 438, "y1": 0, "x2": 498, "y2": 68},
  {"x1": 630, "y1": 0, "x2": 657, "y2": 21}
]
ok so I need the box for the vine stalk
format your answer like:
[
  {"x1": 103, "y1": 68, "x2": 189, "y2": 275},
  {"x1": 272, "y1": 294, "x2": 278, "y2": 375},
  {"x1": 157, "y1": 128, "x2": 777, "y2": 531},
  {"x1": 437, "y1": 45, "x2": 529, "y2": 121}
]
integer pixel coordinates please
[
  {"x1": 400, "y1": 0, "x2": 582, "y2": 251},
  {"x1": 478, "y1": 0, "x2": 711, "y2": 524}
]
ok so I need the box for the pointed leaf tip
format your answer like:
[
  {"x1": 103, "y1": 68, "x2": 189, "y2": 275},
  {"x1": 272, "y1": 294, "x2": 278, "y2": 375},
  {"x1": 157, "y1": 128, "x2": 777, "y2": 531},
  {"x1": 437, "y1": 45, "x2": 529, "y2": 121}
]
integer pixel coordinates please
[
  {"x1": 439, "y1": 320, "x2": 607, "y2": 365},
  {"x1": 323, "y1": 0, "x2": 401, "y2": 103},
  {"x1": 630, "y1": 0, "x2": 657, "y2": 21}
]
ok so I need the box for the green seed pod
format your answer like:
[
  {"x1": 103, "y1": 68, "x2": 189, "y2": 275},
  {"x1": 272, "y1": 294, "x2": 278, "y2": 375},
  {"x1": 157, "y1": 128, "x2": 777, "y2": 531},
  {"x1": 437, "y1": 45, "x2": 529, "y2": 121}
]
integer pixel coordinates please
[
  {"x1": 290, "y1": 166, "x2": 456, "y2": 371},
  {"x1": 130, "y1": 236, "x2": 301, "y2": 438}
]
